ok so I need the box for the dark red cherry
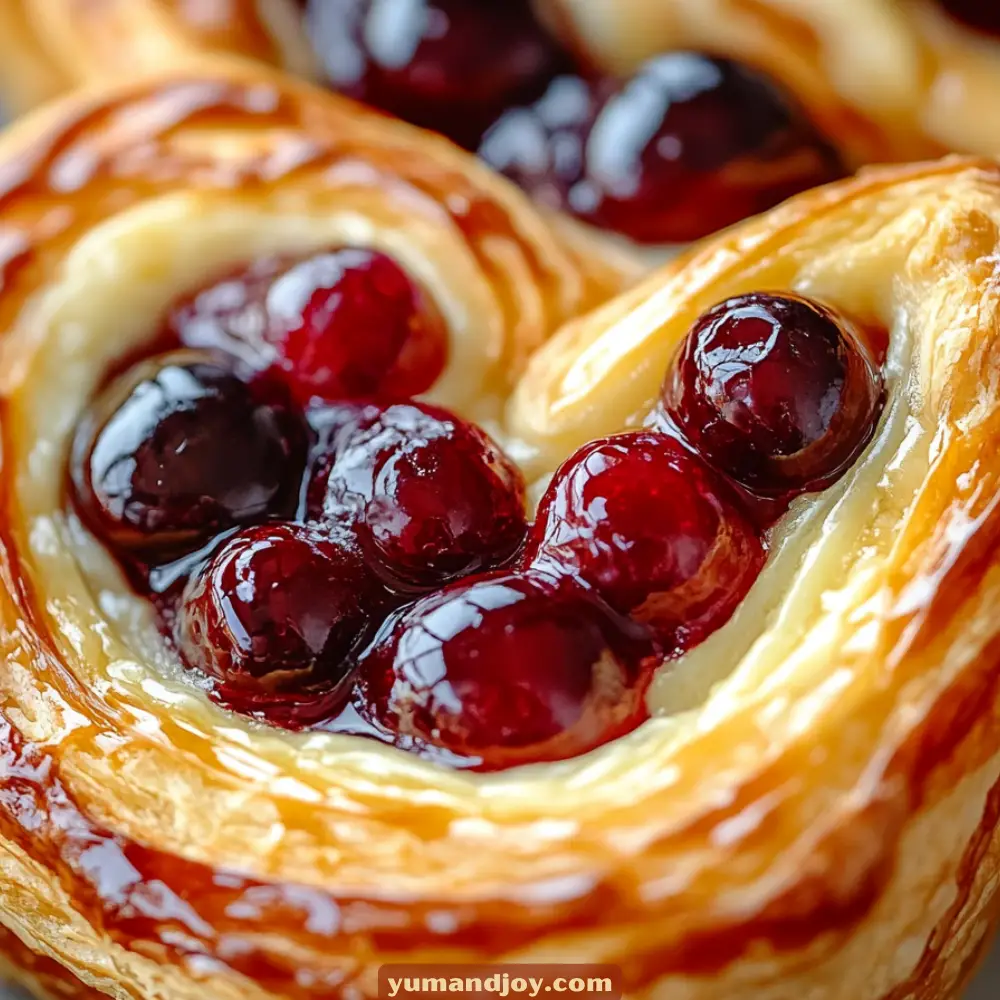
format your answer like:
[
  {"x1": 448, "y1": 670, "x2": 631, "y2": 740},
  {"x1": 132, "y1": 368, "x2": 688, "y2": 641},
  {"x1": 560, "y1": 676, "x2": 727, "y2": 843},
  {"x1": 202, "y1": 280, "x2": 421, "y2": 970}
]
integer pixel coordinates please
[
  {"x1": 315, "y1": 401, "x2": 527, "y2": 588},
  {"x1": 480, "y1": 54, "x2": 844, "y2": 243},
  {"x1": 357, "y1": 571, "x2": 656, "y2": 769},
  {"x1": 526, "y1": 432, "x2": 764, "y2": 648},
  {"x1": 937, "y1": 0, "x2": 1000, "y2": 35},
  {"x1": 303, "y1": 0, "x2": 567, "y2": 149},
  {"x1": 70, "y1": 353, "x2": 307, "y2": 561},
  {"x1": 662, "y1": 293, "x2": 885, "y2": 496},
  {"x1": 168, "y1": 249, "x2": 447, "y2": 404},
  {"x1": 177, "y1": 523, "x2": 388, "y2": 726}
]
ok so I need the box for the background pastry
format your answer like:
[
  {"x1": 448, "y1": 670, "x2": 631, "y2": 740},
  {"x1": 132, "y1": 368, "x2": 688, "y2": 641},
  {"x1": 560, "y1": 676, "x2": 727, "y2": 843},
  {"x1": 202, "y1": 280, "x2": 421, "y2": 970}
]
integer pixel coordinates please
[
  {"x1": 536, "y1": 0, "x2": 1000, "y2": 164},
  {"x1": 7, "y1": 1, "x2": 1000, "y2": 247},
  {"x1": 1, "y1": 48, "x2": 1000, "y2": 998},
  {"x1": 0, "y1": 0, "x2": 848, "y2": 245}
]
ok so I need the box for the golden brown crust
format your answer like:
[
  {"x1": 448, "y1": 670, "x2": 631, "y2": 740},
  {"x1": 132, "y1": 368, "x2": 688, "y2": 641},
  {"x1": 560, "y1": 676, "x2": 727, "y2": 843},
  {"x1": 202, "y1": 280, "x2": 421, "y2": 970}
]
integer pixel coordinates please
[{"x1": 2, "y1": 56, "x2": 1000, "y2": 1000}]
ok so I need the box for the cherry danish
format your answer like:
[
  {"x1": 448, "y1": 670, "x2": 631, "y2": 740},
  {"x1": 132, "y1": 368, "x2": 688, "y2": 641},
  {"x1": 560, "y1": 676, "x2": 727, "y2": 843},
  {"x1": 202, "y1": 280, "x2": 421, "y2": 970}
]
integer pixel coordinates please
[{"x1": 4, "y1": 68, "x2": 991, "y2": 1000}]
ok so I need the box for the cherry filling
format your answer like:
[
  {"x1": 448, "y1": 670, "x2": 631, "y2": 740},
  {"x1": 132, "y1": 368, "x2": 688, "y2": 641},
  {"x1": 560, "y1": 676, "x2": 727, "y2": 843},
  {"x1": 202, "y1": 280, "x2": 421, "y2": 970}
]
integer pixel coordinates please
[
  {"x1": 525, "y1": 433, "x2": 765, "y2": 648},
  {"x1": 356, "y1": 571, "x2": 657, "y2": 768},
  {"x1": 68, "y1": 256, "x2": 885, "y2": 770},
  {"x1": 935, "y1": 0, "x2": 1000, "y2": 35},
  {"x1": 479, "y1": 54, "x2": 845, "y2": 243},
  {"x1": 70, "y1": 352, "x2": 307, "y2": 560},
  {"x1": 662, "y1": 293, "x2": 885, "y2": 497},
  {"x1": 310, "y1": 401, "x2": 528, "y2": 589},
  {"x1": 177, "y1": 524, "x2": 388, "y2": 725},
  {"x1": 168, "y1": 248, "x2": 447, "y2": 404},
  {"x1": 302, "y1": 0, "x2": 567, "y2": 150}
]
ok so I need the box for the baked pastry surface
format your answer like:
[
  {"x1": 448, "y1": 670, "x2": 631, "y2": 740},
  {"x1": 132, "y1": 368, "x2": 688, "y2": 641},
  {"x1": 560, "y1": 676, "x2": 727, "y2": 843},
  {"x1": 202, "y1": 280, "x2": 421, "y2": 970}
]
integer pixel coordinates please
[{"x1": 0, "y1": 50, "x2": 999, "y2": 999}]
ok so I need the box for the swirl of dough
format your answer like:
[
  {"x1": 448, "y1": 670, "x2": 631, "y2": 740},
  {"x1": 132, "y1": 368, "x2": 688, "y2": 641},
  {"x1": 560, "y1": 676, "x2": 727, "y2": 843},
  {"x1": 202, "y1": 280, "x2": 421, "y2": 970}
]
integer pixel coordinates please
[{"x1": 1, "y1": 62, "x2": 1000, "y2": 1000}]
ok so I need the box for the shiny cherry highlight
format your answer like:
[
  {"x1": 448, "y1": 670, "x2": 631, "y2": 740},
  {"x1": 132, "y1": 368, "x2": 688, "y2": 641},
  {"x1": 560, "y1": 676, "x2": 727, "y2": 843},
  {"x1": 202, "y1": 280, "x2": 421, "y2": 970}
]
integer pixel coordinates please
[
  {"x1": 303, "y1": 0, "x2": 566, "y2": 149},
  {"x1": 662, "y1": 293, "x2": 885, "y2": 496},
  {"x1": 315, "y1": 401, "x2": 528, "y2": 588},
  {"x1": 176, "y1": 523, "x2": 388, "y2": 726},
  {"x1": 356, "y1": 571, "x2": 656, "y2": 769},
  {"x1": 526, "y1": 432, "x2": 765, "y2": 647},
  {"x1": 481, "y1": 53, "x2": 844, "y2": 243},
  {"x1": 168, "y1": 248, "x2": 448, "y2": 403},
  {"x1": 70, "y1": 352, "x2": 307, "y2": 561}
]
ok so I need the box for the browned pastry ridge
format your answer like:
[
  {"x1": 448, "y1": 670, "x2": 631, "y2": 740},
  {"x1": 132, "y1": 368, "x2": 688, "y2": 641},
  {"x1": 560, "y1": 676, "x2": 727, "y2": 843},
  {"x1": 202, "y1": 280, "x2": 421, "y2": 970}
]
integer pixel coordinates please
[
  {"x1": 2, "y1": 0, "x2": 1000, "y2": 168},
  {"x1": 0, "y1": 52, "x2": 1000, "y2": 999}
]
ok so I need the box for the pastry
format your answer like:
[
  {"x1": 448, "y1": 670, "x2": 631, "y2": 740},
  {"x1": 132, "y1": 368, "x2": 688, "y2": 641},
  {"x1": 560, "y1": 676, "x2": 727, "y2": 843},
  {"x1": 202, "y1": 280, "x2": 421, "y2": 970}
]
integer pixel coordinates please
[
  {"x1": 0, "y1": 0, "x2": 848, "y2": 245},
  {"x1": 8, "y1": 2, "x2": 1000, "y2": 245},
  {"x1": 536, "y1": 0, "x2": 1000, "y2": 164},
  {"x1": 0, "y1": 63, "x2": 637, "y2": 999},
  {"x1": 2, "y1": 40, "x2": 1000, "y2": 997}
]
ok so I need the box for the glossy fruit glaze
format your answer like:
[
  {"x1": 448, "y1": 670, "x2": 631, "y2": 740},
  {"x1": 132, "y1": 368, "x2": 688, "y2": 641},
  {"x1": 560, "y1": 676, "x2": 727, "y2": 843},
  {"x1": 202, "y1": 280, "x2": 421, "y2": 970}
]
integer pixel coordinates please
[
  {"x1": 310, "y1": 400, "x2": 528, "y2": 589},
  {"x1": 167, "y1": 248, "x2": 448, "y2": 403},
  {"x1": 302, "y1": 0, "x2": 567, "y2": 150},
  {"x1": 661, "y1": 293, "x2": 885, "y2": 497},
  {"x1": 70, "y1": 352, "x2": 307, "y2": 561},
  {"x1": 176, "y1": 523, "x2": 389, "y2": 725},
  {"x1": 297, "y1": 2, "x2": 841, "y2": 243},
  {"x1": 525, "y1": 432, "x2": 766, "y2": 648},
  {"x1": 358, "y1": 571, "x2": 657, "y2": 769},
  {"x1": 480, "y1": 54, "x2": 845, "y2": 243},
  {"x1": 68, "y1": 258, "x2": 883, "y2": 768}
]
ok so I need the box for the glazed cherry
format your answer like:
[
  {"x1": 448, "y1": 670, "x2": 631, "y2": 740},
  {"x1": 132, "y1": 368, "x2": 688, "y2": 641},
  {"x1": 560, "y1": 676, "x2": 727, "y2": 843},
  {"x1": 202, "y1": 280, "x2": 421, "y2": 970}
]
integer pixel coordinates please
[
  {"x1": 480, "y1": 54, "x2": 844, "y2": 243},
  {"x1": 303, "y1": 0, "x2": 566, "y2": 149},
  {"x1": 177, "y1": 523, "x2": 388, "y2": 725},
  {"x1": 937, "y1": 0, "x2": 1000, "y2": 35},
  {"x1": 663, "y1": 293, "x2": 885, "y2": 496},
  {"x1": 70, "y1": 353, "x2": 307, "y2": 560},
  {"x1": 526, "y1": 432, "x2": 765, "y2": 648},
  {"x1": 357, "y1": 571, "x2": 656, "y2": 769},
  {"x1": 168, "y1": 249, "x2": 447, "y2": 404},
  {"x1": 315, "y1": 401, "x2": 527, "y2": 588}
]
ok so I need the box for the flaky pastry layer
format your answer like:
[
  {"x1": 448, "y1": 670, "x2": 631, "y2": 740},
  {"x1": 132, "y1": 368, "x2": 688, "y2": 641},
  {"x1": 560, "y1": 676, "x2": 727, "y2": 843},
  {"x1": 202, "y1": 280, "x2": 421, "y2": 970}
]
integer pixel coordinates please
[{"x1": 1, "y1": 63, "x2": 1000, "y2": 1000}]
